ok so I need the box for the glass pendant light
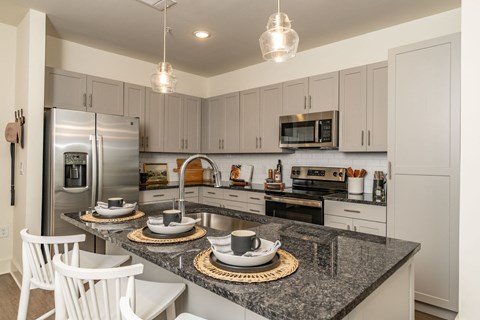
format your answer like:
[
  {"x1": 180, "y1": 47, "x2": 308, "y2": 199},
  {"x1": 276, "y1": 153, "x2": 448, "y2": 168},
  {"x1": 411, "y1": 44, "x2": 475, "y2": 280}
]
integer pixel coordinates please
[
  {"x1": 151, "y1": 0, "x2": 177, "y2": 93},
  {"x1": 259, "y1": 0, "x2": 299, "y2": 63}
]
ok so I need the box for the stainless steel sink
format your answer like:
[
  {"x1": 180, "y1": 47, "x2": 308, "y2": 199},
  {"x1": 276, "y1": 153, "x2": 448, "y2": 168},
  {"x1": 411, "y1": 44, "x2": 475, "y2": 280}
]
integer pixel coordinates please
[{"x1": 186, "y1": 212, "x2": 261, "y2": 232}]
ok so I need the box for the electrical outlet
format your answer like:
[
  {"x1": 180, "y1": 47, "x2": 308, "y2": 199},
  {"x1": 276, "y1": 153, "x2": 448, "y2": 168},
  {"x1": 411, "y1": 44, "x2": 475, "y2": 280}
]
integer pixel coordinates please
[{"x1": 0, "y1": 225, "x2": 8, "y2": 238}]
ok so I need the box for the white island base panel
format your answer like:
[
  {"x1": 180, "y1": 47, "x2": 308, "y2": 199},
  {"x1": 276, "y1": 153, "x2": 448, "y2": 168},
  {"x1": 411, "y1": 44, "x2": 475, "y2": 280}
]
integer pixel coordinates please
[{"x1": 107, "y1": 242, "x2": 415, "y2": 320}]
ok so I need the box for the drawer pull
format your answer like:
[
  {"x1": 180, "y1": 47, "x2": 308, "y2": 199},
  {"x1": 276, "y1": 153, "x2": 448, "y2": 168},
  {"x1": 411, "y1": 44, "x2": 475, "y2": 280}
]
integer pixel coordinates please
[
  {"x1": 207, "y1": 191, "x2": 216, "y2": 195},
  {"x1": 153, "y1": 194, "x2": 165, "y2": 198},
  {"x1": 228, "y1": 194, "x2": 239, "y2": 198},
  {"x1": 185, "y1": 191, "x2": 194, "y2": 195},
  {"x1": 354, "y1": 226, "x2": 357, "y2": 231},
  {"x1": 344, "y1": 209, "x2": 361, "y2": 213},
  {"x1": 249, "y1": 197, "x2": 261, "y2": 200},
  {"x1": 249, "y1": 209, "x2": 260, "y2": 213}
]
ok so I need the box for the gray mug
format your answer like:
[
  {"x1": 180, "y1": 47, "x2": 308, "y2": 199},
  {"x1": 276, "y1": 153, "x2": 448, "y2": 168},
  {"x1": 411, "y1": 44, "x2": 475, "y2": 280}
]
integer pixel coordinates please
[
  {"x1": 108, "y1": 197, "x2": 124, "y2": 208},
  {"x1": 163, "y1": 209, "x2": 182, "y2": 226},
  {"x1": 231, "y1": 230, "x2": 261, "y2": 255}
]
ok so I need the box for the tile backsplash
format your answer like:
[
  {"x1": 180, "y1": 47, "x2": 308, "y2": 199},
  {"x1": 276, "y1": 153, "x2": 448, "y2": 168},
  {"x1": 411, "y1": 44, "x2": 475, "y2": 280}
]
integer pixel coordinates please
[{"x1": 140, "y1": 150, "x2": 387, "y2": 193}]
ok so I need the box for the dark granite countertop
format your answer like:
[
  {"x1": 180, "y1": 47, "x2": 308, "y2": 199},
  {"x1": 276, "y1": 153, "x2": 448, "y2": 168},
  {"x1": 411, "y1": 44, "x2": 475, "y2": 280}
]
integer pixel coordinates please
[
  {"x1": 323, "y1": 193, "x2": 387, "y2": 207},
  {"x1": 62, "y1": 202, "x2": 418, "y2": 320},
  {"x1": 140, "y1": 181, "x2": 267, "y2": 193}
]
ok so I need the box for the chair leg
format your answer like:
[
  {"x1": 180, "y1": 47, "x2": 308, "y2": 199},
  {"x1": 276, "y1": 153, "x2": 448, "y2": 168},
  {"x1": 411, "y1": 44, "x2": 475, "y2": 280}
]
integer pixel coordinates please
[
  {"x1": 165, "y1": 303, "x2": 176, "y2": 320},
  {"x1": 17, "y1": 276, "x2": 31, "y2": 320},
  {"x1": 37, "y1": 308, "x2": 55, "y2": 320}
]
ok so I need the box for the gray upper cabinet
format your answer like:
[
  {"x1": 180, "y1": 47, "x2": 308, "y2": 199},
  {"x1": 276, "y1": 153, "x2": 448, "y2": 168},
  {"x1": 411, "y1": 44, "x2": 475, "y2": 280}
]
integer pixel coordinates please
[
  {"x1": 239, "y1": 84, "x2": 283, "y2": 153},
  {"x1": 144, "y1": 88, "x2": 164, "y2": 152},
  {"x1": 45, "y1": 67, "x2": 124, "y2": 116},
  {"x1": 164, "y1": 93, "x2": 201, "y2": 153},
  {"x1": 124, "y1": 83, "x2": 146, "y2": 151},
  {"x1": 86, "y1": 75, "x2": 124, "y2": 116},
  {"x1": 204, "y1": 92, "x2": 240, "y2": 153},
  {"x1": 45, "y1": 67, "x2": 87, "y2": 111},
  {"x1": 339, "y1": 62, "x2": 387, "y2": 152},
  {"x1": 282, "y1": 72, "x2": 339, "y2": 116}
]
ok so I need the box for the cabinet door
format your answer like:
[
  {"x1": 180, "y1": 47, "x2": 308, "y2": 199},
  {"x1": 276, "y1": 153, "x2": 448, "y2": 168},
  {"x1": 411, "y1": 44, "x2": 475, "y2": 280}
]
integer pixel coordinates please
[
  {"x1": 205, "y1": 96, "x2": 225, "y2": 153},
  {"x1": 124, "y1": 83, "x2": 146, "y2": 151},
  {"x1": 259, "y1": 83, "x2": 283, "y2": 152},
  {"x1": 282, "y1": 78, "x2": 308, "y2": 115},
  {"x1": 388, "y1": 34, "x2": 460, "y2": 311},
  {"x1": 144, "y1": 88, "x2": 164, "y2": 152},
  {"x1": 366, "y1": 62, "x2": 388, "y2": 152},
  {"x1": 164, "y1": 93, "x2": 184, "y2": 153},
  {"x1": 324, "y1": 215, "x2": 352, "y2": 231},
  {"x1": 352, "y1": 219, "x2": 386, "y2": 236},
  {"x1": 45, "y1": 67, "x2": 87, "y2": 111},
  {"x1": 339, "y1": 66, "x2": 367, "y2": 151},
  {"x1": 87, "y1": 76, "x2": 124, "y2": 115},
  {"x1": 309, "y1": 71, "x2": 339, "y2": 112},
  {"x1": 240, "y1": 88, "x2": 260, "y2": 152},
  {"x1": 184, "y1": 95, "x2": 202, "y2": 153},
  {"x1": 223, "y1": 92, "x2": 240, "y2": 153}
]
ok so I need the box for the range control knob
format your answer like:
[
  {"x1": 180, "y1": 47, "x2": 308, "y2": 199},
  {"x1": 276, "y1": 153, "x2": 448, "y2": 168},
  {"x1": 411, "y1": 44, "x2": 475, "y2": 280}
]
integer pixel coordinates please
[
  {"x1": 333, "y1": 172, "x2": 338, "y2": 177},
  {"x1": 339, "y1": 172, "x2": 343, "y2": 177}
]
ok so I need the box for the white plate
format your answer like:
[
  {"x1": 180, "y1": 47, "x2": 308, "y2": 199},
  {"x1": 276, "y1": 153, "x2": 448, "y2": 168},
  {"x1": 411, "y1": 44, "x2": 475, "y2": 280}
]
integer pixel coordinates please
[
  {"x1": 94, "y1": 206, "x2": 134, "y2": 217},
  {"x1": 212, "y1": 239, "x2": 277, "y2": 267},
  {"x1": 147, "y1": 217, "x2": 198, "y2": 234}
]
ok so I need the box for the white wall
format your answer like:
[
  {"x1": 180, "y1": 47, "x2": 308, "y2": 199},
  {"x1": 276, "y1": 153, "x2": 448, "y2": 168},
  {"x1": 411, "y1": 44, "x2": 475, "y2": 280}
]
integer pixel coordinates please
[
  {"x1": 46, "y1": 36, "x2": 208, "y2": 98},
  {"x1": 458, "y1": 1, "x2": 480, "y2": 319},
  {"x1": 11, "y1": 9, "x2": 46, "y2": 276},
  {"x1": 0, "y1": 22, "x2": 16, "y2": 274},
  {"x1": 207, "y1": 9, "x2": 461, "y2": 97}
]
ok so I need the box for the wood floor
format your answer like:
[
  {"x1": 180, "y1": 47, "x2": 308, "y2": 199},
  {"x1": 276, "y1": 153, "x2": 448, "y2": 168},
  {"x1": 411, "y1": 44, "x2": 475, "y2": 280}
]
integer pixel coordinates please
[{"x1": 0, "y1": 273, "x2": 445, "y2": 320}]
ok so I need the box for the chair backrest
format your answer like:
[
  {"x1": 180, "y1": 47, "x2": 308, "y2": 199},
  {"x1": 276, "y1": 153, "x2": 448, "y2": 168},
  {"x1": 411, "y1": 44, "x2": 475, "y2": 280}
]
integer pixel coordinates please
[
  {"x1": 119, "y1": 296, "x2": 142, "y2": 320},
  {"x1": 20, "y1": 228, "x2": 86, "y2": 290},
  {"x1": 53, "y1": 254, "x2": 144, "y2": 320}
]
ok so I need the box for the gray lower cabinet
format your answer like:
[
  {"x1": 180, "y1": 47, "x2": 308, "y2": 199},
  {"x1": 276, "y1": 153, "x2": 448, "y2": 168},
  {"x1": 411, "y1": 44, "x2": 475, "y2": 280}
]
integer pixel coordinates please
[
  {"x1": 124, "y1": 83, "x2": 146, "y2": 150},
  {"x1": 240, "y1": 84, "x2": 283, "y2": 153},
  {"x1": 339, "y1": 62, "x2": 387, "y2": 152},
  {"x1": 203, "y1": 92, "x2": 240, "y2": 153},
  {"x1": 387, "y1": 34, "x2": 460, "y2": 312},
  {"x1": 164, "y1": 93, "x2": 201, "y2": 153},
  {"x1": 144, "y1": 88, "x2": 165, "y2": 152},
  {"x1": 45, "y1": 67, "x2": 124, "y2": 116}
]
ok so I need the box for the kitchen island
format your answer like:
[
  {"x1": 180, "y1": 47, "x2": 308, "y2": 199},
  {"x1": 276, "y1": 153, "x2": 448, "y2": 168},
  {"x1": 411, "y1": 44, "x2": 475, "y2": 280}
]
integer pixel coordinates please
[{"x1": 62, "y1": 202, "x2": 419, "y2": 320}]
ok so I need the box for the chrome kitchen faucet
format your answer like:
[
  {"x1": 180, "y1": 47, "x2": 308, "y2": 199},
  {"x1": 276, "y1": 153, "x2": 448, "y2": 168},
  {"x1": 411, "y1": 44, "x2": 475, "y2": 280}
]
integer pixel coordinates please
[{"x1": 178, "y1": 154, "x2": 222, "y2": 217}]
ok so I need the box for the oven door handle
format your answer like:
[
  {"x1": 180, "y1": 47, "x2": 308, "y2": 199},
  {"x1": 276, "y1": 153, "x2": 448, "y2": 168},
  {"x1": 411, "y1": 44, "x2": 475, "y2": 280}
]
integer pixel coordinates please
[{"x1": 265, "y1": 195, "x2": 322, "y2": 208}]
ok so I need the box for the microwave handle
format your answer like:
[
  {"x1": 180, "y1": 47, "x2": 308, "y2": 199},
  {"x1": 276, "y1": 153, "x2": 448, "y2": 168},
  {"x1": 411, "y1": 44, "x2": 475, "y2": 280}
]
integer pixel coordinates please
[{"x1": 316, "y1": 120, "x2": 321, "y2": 143}]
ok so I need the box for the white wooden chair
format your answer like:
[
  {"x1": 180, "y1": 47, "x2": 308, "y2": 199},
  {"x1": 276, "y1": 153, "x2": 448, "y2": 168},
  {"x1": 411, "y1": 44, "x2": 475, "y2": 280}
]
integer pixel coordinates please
[
  {"x1": 53, "y1": 254, "x2": 186, "y2": 320},
  {"x1": 119, "y1": 296, "x2": 206, "y2": 320},
  {"x1": 18, "y1": 228, "x2": 130, "y2": 320}
]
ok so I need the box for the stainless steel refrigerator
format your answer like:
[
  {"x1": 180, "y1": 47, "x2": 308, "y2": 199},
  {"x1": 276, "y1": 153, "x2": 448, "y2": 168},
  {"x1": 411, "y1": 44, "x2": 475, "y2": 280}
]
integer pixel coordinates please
[{"x1": 42, "y1": 108, "x2": 139, "y2": 252}]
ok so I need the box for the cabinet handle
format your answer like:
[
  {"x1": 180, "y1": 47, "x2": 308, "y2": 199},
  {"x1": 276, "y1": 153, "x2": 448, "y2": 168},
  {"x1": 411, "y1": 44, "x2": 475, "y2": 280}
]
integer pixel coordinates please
[
  {"x1": 153, "y1": 194, "x2": 165, "y2": 198},
  {"x1": 259, "y1": 137, "x2": 262, "y2": 149},
  {"x1": 250, "y1": 197, "x2": 261, "y2": 201},
  {"x1": 256, "y1": 137, "x2": 258, "y2": 149},
  {"x1": 181, "y1": 139, "x2": 184, "y2": 149},
  {"x1": 207, "y1": 191, "x2": 216, "y2": 195},
  {"x1": 361, "y1": 131, "x2": 364, "y2": 146},
  {"x1": 219, "y1": 139, "x2": 221, "y2": 149},
  {"x1": 354, "y1": 226, "x2": 357, "y2": 232},
  {"x1": 347, "y1": 225, "x2": 351, "y2": 231},
  {"x1": 89, "y1": 94, "x2": 93, "y2": 108},
  {"x1": 344, "y1": 209, "x2": 361, "y2": 213},
  {"x1": 146, "y1": 136, "x2": 149, "y2": 148},
  {"x1": 304, "y1": 96, "x2": 307, "y2": 109},
  {"x1": 83, "y1": 93, "x2": 87, "y2": 107},
  {"x1": 309, "y1": 95, "x2": 312, "y2": 109},
  {"x1": 141, "y1": 136, "x2": 144, "y2": 148},
  {"x1": 228, "y1": 194, "x2": 239, "y2": 198},
  {"x1": 185, "y1": 139, "x2": 188, "y2": 149},
  {"x1": 368, "y1": 130, "x2": 371, "y2": 146},
  {"x1": 249, "y1": 209, "x2": 260, "y2": 213},
  {"x1": 185, "y1": 191, "x2": 194, "y2": 195},
  {"x1": 222, "y1": 139, "x2": 225, "y2": 150},
  {"x1": 388, "y1": 161, "x2": 392, "y2": 180}
]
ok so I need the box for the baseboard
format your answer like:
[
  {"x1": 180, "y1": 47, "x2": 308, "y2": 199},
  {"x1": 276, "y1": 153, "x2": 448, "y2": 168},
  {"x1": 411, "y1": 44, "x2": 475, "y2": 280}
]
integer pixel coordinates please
[
  {"x1": 415, "y1": 301, "x2": 458, "y2": 320},
  {"x1": 0, "y1": 258, "x2": 11, "y2": 275},
  {"x1": 10, "y1": 259, "x2": 22, "y2": 287}
]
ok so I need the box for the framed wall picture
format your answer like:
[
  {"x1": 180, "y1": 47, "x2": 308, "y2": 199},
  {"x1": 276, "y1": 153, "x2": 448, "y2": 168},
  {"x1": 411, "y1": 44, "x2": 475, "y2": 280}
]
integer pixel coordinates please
[{"x1": 143, "y1": 163, "x2": 169, "y2": 184}]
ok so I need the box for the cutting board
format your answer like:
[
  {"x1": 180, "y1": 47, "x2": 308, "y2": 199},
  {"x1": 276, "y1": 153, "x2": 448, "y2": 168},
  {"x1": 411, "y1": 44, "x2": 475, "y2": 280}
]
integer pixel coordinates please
[{"x1": 174, "y1": 158, "x2": 203, "y2": 183}]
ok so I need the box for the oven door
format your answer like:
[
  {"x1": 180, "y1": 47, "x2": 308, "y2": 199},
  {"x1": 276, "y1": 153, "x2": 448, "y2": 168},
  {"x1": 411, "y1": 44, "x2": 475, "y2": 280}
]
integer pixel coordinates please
[{"x1": 265, "y1": 195, "x2": 323, "y2": 225}]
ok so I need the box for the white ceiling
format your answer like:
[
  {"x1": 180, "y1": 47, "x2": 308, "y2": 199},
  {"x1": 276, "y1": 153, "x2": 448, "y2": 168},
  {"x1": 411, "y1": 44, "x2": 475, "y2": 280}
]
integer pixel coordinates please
[{"x1": 0, "y1": 0, "x2": 460, "y2": 77}]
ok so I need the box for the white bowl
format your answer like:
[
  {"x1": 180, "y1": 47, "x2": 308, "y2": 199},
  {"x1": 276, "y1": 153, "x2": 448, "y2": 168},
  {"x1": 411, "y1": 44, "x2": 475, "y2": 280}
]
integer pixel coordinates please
[
  {"x1": 147, "y1": 217, "x2": 197, "y2": 234},
  {"x1": 94, "y1": 206, "x2": 134, "y2": 217},
  {"x1": 212, "y1": 239, "x2": 277, "y2": 267}
]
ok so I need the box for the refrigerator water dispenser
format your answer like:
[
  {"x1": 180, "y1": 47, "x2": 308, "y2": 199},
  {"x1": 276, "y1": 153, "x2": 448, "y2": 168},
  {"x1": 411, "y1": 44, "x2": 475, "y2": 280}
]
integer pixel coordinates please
[{"x1": 64, "y1": 152, "x2": 87, "y2": 188}]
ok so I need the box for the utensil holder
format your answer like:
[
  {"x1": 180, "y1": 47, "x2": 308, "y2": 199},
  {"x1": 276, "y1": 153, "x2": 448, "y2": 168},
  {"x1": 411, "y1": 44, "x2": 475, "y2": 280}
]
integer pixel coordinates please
[{"x1": 348, "y1": 177, "x2": 364, "y2": 194}]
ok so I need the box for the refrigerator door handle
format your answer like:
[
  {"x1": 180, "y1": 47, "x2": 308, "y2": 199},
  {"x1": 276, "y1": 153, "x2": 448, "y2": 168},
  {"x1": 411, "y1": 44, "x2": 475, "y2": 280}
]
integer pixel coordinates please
[
  {"x1": 62, "y1": 186, "x2": 89, "y2": 194},
  {"x1": 97, "y1": 134, "x2": 104, "y2": 202},
  {"x1": 90, "y1": 134, "x2": 97, "y2": 209}
]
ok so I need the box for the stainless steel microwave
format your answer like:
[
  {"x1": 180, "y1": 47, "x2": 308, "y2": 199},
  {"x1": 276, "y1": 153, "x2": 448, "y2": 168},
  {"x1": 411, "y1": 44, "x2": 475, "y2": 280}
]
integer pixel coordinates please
[{"x1": 279, "y1": 111, "x2": 339, "y2": 149}]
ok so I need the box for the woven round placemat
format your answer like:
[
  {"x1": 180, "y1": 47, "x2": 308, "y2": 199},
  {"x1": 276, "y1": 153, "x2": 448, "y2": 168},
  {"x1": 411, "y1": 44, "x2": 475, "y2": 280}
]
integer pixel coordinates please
[
  {"x1": 80, "y1": 210, "x2": 145, "y2": 223},
  {"x1": 194, "y1": 248, "x2": 298, "y2": 283},
  {"x1": 127, "y1": 226, "x2": 207, "y2": 244}
]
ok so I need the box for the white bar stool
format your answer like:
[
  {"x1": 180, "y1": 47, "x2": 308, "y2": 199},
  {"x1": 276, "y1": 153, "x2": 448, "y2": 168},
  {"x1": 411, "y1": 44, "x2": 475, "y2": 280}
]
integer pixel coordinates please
[
  {"x1": 119, "y1": 296, "x2": 206, "y2": 320},
  {"x1": 17, "y1": 228, "x2": 130, "y2": 320},
  {"x1": 53, "y1": 254, "x2": 187, "y2": 320}
]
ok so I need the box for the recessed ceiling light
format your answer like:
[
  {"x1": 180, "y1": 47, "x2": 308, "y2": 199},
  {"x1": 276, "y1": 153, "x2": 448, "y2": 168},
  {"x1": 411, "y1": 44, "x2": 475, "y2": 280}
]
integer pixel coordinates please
[{"x1": 194, "y1": 31, "x2": 210, "y2": 39}]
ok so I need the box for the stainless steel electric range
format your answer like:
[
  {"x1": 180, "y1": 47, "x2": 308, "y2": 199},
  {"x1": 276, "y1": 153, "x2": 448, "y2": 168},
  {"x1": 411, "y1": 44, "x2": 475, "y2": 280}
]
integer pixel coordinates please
[{"x1": 265, "y1": 166, "x2": 347, "y2": 225}]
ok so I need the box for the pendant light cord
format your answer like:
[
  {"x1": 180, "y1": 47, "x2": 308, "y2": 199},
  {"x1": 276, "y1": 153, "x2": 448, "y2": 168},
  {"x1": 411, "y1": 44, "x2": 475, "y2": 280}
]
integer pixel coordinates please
[{"x1": 163, "y1": 0, "x2": 167, "y2": 63}]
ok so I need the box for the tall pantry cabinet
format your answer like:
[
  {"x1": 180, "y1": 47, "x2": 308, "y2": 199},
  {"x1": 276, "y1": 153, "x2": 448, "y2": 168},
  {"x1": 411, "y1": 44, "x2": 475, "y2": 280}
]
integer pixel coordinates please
[{"x1": 387, "y1": 34, "x2": 460, "y2": 313}]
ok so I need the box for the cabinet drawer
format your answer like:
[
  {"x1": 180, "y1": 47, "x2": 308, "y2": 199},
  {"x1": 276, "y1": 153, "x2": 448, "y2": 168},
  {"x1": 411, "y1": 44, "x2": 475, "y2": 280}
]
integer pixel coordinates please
[
  {"x1": 353, "y1": 219, "x2": 386, "y2": 237},
  {"x1": 324, "y1": 214, "x2": 351, "y2": 231},
  {"x1": 140, "y1": 189, "x2": 177, "y2": 203},
  {"x1": 246, "y1": 192, "x2": 265, "y2": 205},
  {"x1": 224, "y1": 189, "x2": 247, "y2": 202},
  {"x1": 202, "y1": 187, "x2": 224, "y2": 199},
  {"x1": 202, "y1": 198, "x2": 224, "y2": 208},
  {"x1": 246, "y1": 203, "x2": 265, "y2": 215},
  {"x1": 223, "y1": 199, "x2": 247, "y2": 212},
  {"x1": 324, "y1": 200, "x2": 386, "y2": 223},
  {"x1": 183, "y1": 187, "x2": 199, "y2": 198}
]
